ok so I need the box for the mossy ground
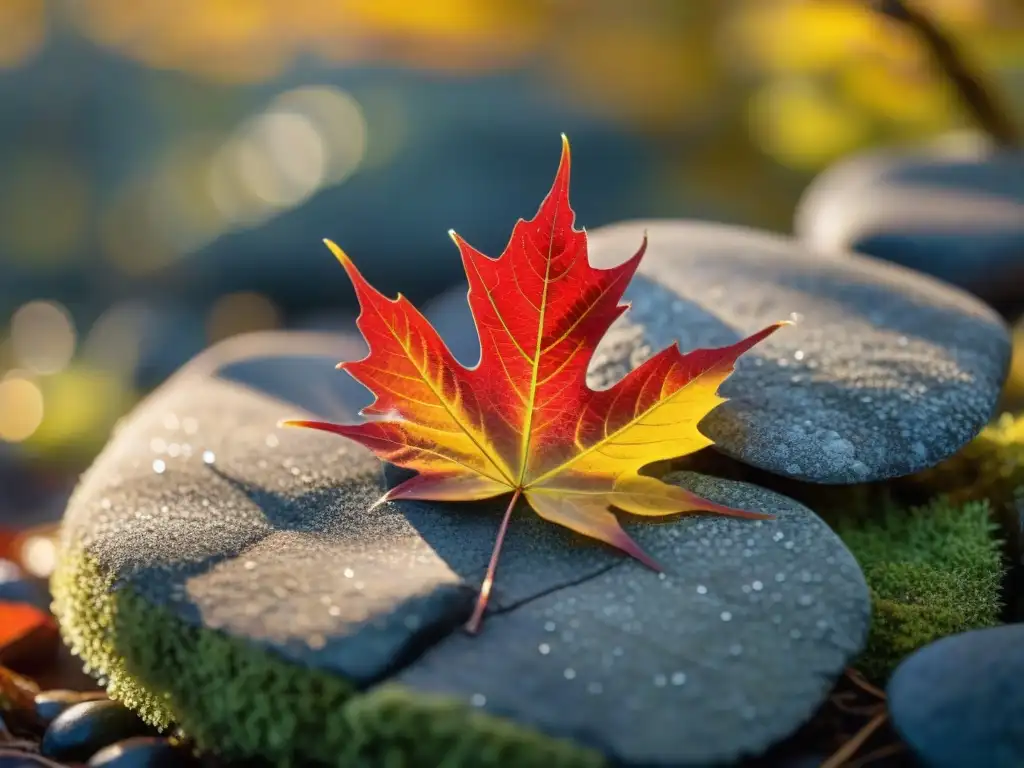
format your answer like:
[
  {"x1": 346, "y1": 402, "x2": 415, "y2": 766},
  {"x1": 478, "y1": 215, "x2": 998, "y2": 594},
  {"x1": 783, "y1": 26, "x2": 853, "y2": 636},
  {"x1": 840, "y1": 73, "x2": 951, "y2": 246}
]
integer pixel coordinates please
[
  {"x1": 829, "y1": 497, "x2": 1004, "y2": 681},
  {"x1": 50, "y1": 552, "x2": 603, "y2": 768}
]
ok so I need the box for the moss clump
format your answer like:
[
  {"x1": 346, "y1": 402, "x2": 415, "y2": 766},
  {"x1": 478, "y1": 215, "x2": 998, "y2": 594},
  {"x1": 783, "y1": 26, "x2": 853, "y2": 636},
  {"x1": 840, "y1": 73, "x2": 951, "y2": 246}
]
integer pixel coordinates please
[
  {"x1": 911, "y1": 412, "x2": 1024, "y2": 508},
  {"x1": 831, "y1": 497, "x2": 1004, "y2": 682},
  {"x1": 51, "y1": 552, "x2": 603, "y2": 768}
]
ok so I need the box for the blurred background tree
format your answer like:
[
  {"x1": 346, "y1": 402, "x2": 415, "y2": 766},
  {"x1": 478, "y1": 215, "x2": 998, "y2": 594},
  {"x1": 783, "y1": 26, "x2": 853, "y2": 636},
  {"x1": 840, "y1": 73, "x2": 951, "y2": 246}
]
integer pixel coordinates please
[{"x1": 0, "y1": 0, "x2": 1021, "y2": 477}]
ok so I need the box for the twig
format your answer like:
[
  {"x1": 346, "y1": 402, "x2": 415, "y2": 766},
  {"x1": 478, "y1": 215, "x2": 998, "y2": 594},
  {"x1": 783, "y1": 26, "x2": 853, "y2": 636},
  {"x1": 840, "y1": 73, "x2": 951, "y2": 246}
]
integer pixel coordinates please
[
  {"x1": 820, "y1": 711, "x2": 890, "y2": 768},
  {"x1": 847, "y1": 741, "x2": 908, "y2": 768},
  {"x1": 869, "y1": 0, "x2": 1018, "y2": 146},
  {"x1": 845, "y1": 668, "x2": 887, "y2": 700}
]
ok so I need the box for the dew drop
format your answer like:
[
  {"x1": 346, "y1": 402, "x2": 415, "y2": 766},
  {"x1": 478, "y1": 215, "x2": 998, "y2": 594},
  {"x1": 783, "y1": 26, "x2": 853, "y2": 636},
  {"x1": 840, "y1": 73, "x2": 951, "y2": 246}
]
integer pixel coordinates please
[
  {"x1": 538, "y1": 643, "x2": 551, "y2": 655},
  {"x1": 202, "y1": 450, "x2": 216, "y2": 465},
  {"x1": 720, "y1": 611, "x2": 732, "y2": 622},
  {"x1": 696, "y1": 585, "x2": 708, "y2": 595},
  {"x1": 671, "y1": 672, "x2": 686, "y2": 686},
  {"x1": 471, "y1": 693, "x2": 486, "y2": 707},
  {"x1": 563, "y1": 668, "x2": 576, "y2": 680},
  {"x1": 152, "y1": 459, "x2": 166, "y2": 474}
]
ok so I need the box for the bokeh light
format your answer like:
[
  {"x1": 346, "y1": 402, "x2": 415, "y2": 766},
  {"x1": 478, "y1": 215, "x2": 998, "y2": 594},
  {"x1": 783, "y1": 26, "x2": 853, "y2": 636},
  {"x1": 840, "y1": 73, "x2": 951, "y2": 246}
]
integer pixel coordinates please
[
  {"x1": 0, "y1": 0, "x2": 45, "y2": 69},
  {"x1": 10, "y1": 301, "x2": 77, "y2": 375},
  {"x1": 0, "y1": 376, "x2": 45, "y2": 443},
  {"x1": 209, "y1": 86, "x2": 367, "y2": 228},
  {"x1": 19, "y1": 528, "x2": 57, "y2": 578}
]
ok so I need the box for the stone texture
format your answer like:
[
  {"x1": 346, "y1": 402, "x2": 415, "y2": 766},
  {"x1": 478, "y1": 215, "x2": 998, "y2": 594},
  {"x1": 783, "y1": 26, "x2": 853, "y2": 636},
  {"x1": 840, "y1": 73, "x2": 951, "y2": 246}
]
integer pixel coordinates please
[
  {"x1": 888, "y1": 624, "x2": 1024, "y2": 768},
  {"x1": 794, "y1": 145, "x2": 1024, "y2": 308},
  {"x1": 426, "y1": 221, "x2": 1011, "y2": 483},
  {"x1": 397, "y1": 471, "x2": 869, "y2": 766},
  {"x1": 59, "y1": 331, "x2": 870, "y2": 765}
]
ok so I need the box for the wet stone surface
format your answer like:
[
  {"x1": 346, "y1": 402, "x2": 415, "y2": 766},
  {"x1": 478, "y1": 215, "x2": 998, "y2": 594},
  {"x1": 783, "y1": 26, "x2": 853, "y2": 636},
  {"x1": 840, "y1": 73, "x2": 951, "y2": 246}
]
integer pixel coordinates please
[
  {"x1": 794, "y1": 145, "x2": 1024, "y2": 308},
  {"x1": 397, "y1": 471, "x2": 870, "y2": 766},
  {"x1": 888, "y1": 624, "x2": 1024, "y2": 768},
  {"x1": 427, "y1": 221, "x2": 1011, "y2": 483},
  {"x1": 59, "y1": 332, "x2": 870, "y2": 765}
]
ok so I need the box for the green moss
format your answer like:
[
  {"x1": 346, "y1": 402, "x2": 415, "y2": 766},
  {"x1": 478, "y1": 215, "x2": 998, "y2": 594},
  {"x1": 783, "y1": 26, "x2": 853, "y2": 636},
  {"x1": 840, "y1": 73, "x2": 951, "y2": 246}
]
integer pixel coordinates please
[
  {"x1": 51, "y1": 552, "x2": 603, "y2": 768},
  {"x1": 911, "y1": 412, "x2": 1024, "y2": 508},
  {"x1": 831, "y1": 497, "x2": 1004, "y2": 682}
]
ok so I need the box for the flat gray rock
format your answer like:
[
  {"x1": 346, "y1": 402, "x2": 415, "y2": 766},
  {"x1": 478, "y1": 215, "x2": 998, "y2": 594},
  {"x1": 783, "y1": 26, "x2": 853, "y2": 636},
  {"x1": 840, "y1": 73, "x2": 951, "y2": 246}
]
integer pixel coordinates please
[
  {"x1": 60, "y1": 331, "x2": 870, "y2": 765},
  {"x1": 398, "y1": 471, "x2": 869, "y2": 766},
  {"x1": 427, "y1": 221, "x2": 1010, "y2": 483},
  {"x1": 794, "y1": 145, "x2": 1024, "y2": 308}
]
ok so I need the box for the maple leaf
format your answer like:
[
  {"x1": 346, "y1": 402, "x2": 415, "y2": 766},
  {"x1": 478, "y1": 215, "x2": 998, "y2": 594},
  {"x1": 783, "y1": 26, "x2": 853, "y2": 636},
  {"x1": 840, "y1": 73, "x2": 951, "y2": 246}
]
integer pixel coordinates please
[{"x1": 284, "y1": 136, "x2": 787, "y2": 633}]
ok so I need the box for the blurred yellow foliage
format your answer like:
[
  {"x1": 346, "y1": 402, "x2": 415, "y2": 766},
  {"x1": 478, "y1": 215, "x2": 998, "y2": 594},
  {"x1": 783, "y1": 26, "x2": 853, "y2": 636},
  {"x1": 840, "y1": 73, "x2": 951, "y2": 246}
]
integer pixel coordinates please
[
  {"x1": 730, "y1": 0, "x2": 1022, "y2": 167},
  {"x1": 0, "y1": 0, "x2": 44, "y2": 69},
  {"x1": 0, "y1": 1, "x2": 1015, "y2": 170}
]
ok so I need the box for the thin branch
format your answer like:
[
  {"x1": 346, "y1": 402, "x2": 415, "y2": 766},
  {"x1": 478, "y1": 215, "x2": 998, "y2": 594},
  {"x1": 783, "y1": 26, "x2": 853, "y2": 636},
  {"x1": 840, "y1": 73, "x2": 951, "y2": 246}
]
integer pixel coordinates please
[
  {"x1": 869, "y1": 0, "x2": 1018, "y2": 146},
  {"x1": 845, "y1": 667, "x2": 887, "y2": 700},
  {"x1": 847, "y1": 741, "x2": 908, "y2": 768},
  {"x1": 820, "y1": 711, "x2": 890, "y2": 768}
]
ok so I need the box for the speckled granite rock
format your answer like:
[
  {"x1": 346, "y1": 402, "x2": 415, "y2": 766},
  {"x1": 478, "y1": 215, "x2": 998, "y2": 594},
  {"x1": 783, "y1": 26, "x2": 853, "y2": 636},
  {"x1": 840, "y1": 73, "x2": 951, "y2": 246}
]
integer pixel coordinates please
[
  {"x1": 57, "y1": 331, "x2": 870, "y2": 766},
  {"x1": 427, "y1": 222, "x2": 1010, "y2": 483},
  {"x1": 888, "y1": 624, "x2": 1024, "y2": 768},
  {"x1": 794, "y1": 145, "x2": 1024, "y2": 308}
]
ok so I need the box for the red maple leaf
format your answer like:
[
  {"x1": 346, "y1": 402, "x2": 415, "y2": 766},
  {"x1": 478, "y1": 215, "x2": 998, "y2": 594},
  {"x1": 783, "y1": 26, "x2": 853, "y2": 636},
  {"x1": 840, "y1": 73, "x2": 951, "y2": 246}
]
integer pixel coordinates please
[{"x1": 286, "y1": 136, "x2": 786, "y2": 632}]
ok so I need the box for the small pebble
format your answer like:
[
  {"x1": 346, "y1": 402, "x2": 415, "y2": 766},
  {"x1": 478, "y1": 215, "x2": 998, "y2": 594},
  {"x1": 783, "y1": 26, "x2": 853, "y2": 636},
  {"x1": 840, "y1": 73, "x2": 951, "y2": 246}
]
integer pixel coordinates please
[
  {"x1": 88, "y1": 736, "x2": 196, "y2": 767},
  {"x1": 41, "y1": 700, "x2": 153, "y2": 762},
  {"x1": 34, "y1": 690, "x2": 109, "y2": 726}
]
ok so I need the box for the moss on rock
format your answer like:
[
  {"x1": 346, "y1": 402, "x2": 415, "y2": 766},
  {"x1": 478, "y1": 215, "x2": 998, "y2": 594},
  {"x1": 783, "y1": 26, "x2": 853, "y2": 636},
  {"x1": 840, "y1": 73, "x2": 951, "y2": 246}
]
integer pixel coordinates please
[
  {"x1": 911, "y1": 412, "x2": 1024, "y2": 508},
  {"x1": 831, "y1": 497, "x2": 1004, "y2": 682},
  {"x1": 51, "y1": 552, "x2": 603, "y2": 768}
]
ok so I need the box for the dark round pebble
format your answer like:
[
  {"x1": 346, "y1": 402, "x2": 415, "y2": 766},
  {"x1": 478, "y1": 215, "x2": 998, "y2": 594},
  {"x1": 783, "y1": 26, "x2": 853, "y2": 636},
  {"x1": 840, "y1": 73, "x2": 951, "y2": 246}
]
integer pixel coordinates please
[
  {"x1": 41, "y1": 700, "x2": 153, "y2": 763},
  {"x1": 0, "y1": 752, "x2": 69, "y2": 768},
  {"x1": 34, "y1": 690, "x2": 109, "y2": 726},
  {"x1": 88, "y1": 737, "x2": 194, "y2": 767}
]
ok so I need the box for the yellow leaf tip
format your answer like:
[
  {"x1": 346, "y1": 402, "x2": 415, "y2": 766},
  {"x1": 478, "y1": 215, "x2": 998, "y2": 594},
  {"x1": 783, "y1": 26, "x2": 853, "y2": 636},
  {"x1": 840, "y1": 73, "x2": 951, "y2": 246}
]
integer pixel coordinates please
[{"x1": 323, "y1": 238, "x2": 350, "y2": 265}]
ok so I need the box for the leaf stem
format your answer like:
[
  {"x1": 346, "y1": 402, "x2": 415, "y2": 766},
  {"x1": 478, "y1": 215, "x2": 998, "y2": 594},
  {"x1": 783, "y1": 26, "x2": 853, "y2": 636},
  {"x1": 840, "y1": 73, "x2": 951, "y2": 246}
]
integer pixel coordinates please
[{"x1": 465, "y1": 488, "x2": 522, "y2": 634}]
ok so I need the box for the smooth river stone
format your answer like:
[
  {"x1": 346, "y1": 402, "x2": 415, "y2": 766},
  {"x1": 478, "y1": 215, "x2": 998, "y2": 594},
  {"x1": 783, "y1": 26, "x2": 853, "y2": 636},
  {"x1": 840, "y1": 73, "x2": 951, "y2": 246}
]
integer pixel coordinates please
[
  {"x1": 58, "y1": 331, "x2": 870, "y2": 765},
  {"x1": 425, "y1": 221, "x2": 1010, "y2": 483},
  {"x1": 794, "y1": 145, "x2": 1024, "y2": 308},
  {"x1": 888, "y1": 624, "x2": 1024, "y2": 768}
]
